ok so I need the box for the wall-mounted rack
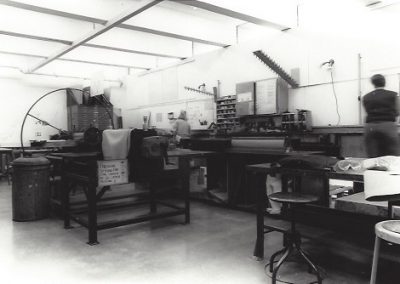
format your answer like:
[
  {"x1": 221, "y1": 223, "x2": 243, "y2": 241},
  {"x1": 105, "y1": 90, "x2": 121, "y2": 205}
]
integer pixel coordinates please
[
  {"x1": 253, "y1": 50, "x2": 299, "y2": 88},
  {"x1": 184, "y1": 86, "x2": 215, "y2": 97}
]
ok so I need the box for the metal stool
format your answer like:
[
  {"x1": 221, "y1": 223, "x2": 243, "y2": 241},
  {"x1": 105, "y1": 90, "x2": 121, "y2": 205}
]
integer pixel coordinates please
[
  {"x1": 0, "y1": 148, "x2": 14, "y2": 185},
  {"x1": 268, "y1": 192, "x2": 323, "y2": 284},
  {"x1": 370, "y1": 220, "x2": 400, "y2": 284}
]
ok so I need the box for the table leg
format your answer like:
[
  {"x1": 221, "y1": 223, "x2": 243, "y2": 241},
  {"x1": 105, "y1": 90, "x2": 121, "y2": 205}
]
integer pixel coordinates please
[
  {"x1": 87, "y1": 183, "x2": 99, "y2": 245},
  {"x1": 253, "y1": 172, "x2": 266, "y2": 260},
  {"x1": 179, "y1": 157, "x2": 190, "y2": 224},
  {"x1": 149, "y1": 179, "x2": 157, "y2": 214},
  {"x1": 61, "y1": 173, "x2": 72, "y2": 229},
  {"x1": 322, "y1": 175, "x2": 330, "y2": 207},
  {"x1": 206, "y1": 155, "x2": 217, "y2": 190}
]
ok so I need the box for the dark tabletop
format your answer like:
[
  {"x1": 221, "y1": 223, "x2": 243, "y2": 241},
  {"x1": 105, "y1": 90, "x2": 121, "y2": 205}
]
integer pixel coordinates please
[
  {"x1": 48, "y1": 149, "x2": 216, "y2": 159},
  {"x1": 246, "y1": 162, "x2": 364, "y2": 181}
]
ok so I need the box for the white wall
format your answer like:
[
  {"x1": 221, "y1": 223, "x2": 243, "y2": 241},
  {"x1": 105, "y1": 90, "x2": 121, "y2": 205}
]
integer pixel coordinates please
[
  {"x1": 0, "y1": 77, "x2": 73, "y2": 146},
  {"x1": 0, "y1": 72, "x2": 127, "y2": 146},
  {"x1": 122, "y1": 0, "x2": 400, "y2": 128}
]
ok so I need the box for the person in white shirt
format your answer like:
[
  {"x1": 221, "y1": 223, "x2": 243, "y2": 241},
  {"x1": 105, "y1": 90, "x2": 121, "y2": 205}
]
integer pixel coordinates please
[{"x1": 173, "y1": 110, "x2": 191, "y2": 145}]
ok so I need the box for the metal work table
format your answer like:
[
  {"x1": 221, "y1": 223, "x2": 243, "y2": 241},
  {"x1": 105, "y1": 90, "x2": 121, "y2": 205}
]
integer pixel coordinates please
[
  {"x1": 48, "y1": 149, "x2": 216, "y2": 245},
  {"x1": 224, "y1": 149, "x2": 323, "y2": 206},
  {"x1": 246, "y1": 163, "x2": 365, "y2": 259}
]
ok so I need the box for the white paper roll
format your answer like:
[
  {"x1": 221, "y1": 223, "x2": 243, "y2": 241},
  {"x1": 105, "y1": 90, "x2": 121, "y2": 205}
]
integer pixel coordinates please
[{"x1": 364, "y1": 170, "x2": 400, "y2": 201}]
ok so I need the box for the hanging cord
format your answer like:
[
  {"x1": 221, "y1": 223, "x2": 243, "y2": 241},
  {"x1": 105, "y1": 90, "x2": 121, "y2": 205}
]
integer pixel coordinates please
[{"x1": 330, "y1": 70, "x2": 341, "y2": 125}]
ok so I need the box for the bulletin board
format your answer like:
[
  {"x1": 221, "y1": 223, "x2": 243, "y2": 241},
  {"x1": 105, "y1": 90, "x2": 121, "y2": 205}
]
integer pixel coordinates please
[{"x1": 186, "y1": 98, "x2": 215, "y2": 129}]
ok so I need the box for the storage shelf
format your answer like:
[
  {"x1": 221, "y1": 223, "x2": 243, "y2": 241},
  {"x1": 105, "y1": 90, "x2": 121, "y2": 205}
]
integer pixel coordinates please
[
  {"x1": 216, "y1": 95, "x2": 238, "y2": 131},
  {"x1": 217, "y1": 117, "x2": 238, "y2": 120},
  {"x1": 217, "y1": 102, "x2": 236, "y2": 106},
  {"x1": 217, "y1": 96, "x2": 236, "y2": 102},
  {"x1": 217, "y1": 108, "x2": 236, "y2": 111}
]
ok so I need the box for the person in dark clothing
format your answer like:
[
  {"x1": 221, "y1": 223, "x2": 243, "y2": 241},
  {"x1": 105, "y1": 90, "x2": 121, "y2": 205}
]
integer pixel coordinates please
[{"x1": 363, "y1": 74, "x2": 400, "y2": 157}]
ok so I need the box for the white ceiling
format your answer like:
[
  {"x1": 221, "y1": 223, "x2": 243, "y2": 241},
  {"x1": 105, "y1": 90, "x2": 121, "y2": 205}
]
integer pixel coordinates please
[{"x1": 0, "y1": 0, "x2": 296, "y2": 81}]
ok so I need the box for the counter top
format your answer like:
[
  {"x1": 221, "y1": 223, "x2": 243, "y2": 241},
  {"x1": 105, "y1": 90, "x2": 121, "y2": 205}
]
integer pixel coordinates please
[
  {"x1": 225, "y1": 148, "x2": 323, "y2": 156},
  {"x1": 48, "y1": 149, "x2": 216, "y2": 159}
]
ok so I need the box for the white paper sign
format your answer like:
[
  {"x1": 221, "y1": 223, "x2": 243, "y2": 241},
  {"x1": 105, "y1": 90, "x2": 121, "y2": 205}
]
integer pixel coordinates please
[
  {"x1": 97, "y1": 159, "x2": 129, "y2": 186},
  {"x1": 237, "y1": 92, "x2": 252, "y2": 102},
  {"x1": 256, "y1": 79, "x2": 277, "y2": 114}
]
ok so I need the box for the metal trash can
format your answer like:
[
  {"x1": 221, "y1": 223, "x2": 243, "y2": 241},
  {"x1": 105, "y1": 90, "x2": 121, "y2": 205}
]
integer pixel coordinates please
[{"x1": 12, "y1": 156, "x2": 51, "y2": 221}]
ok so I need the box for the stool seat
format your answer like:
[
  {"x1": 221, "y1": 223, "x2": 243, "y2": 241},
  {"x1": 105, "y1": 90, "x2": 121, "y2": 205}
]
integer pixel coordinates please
[
  {"x1": 376, "y1": 220, "x2": 400, "y2": 245},
  {"x1": 268, "y1": 192, "x2": 319, "y2": 204},
  {"x1": 370, "y1": 220, "x2": 400, "y2": 283},
  {"x1": 267, "y1": 191, "x2": 322, "y2": 284}
]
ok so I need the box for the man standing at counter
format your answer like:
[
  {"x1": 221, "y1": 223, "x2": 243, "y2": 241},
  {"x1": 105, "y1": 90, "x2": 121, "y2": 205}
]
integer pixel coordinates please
[{"x1": 363, "y1": 74, "x2": 400, "y2": 157}]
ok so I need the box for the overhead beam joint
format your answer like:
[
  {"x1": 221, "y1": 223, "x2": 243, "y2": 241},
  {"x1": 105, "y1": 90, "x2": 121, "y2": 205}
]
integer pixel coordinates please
[{"x1": 27, "y1": 0, "x2": 163, "y2": 73}]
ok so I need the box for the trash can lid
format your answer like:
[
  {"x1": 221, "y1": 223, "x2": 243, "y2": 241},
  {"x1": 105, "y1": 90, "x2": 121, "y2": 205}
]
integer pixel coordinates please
[{"x1": 13, "y1": 156, "x2": 50, "y2": 166}]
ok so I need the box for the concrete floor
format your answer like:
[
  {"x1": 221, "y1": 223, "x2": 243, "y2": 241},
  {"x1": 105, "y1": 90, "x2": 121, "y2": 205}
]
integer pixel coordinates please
[{"x1": 0, "y1": 180, "x2": 399, "y2": 284}]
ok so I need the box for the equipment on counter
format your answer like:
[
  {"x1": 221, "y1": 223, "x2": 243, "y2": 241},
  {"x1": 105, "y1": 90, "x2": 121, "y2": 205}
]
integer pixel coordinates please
[
  {"x1": 128, "y1": 129, "x2": 166, "y2": 182},
  {"x1": 282, "y1": 110, "x2": 312, "y2": 132},
  {"x1": 235, "y1": 110, "x2": 312, "y2": 135}
]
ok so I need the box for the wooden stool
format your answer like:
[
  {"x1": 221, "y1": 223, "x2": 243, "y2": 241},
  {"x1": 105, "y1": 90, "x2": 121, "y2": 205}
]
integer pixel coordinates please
[
  {"x1": 370, "y1": 220, "x2": 400, "y2": 284},
  {"x1": 268, "y1": 192, "x2": 322, "y2": 284}
]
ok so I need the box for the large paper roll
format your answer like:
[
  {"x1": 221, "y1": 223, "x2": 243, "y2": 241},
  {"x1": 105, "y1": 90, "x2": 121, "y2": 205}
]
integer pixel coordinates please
[{"x1": 364, "y1": 170, "x2": 400, "y2": 201}]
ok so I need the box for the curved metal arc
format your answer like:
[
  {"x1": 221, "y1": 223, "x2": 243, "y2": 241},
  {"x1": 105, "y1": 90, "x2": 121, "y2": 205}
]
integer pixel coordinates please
[
  {"x1": 20, "y1": 88, "x2": 71, "y2": 156},
  {"x1": 20, "y1": 88, "x2": 114, "y2": 156}
]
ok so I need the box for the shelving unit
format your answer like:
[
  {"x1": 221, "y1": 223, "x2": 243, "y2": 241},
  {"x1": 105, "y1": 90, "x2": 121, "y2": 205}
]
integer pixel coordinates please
[{"x1": 216, "y1": 95, "x2": 239, "y2": 130}]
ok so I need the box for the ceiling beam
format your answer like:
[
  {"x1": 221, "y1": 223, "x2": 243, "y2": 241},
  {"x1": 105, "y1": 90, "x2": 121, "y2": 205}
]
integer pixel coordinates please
[
  {"x1": 170, "y1": 0, "x2": 289, "y2": 31},
  {"x1": 0, "y1": 30, "x2": 183, "y2": 59},
  {"x1": 0, "y1": 0, "x2": 107, "y2": 24},
  {"x1": 33, "y1": 72, "x2": 122, "y2": 83},
  {"x1": 27, "y1": 0, "x2": 163, "y2": 72},
  {"x1": 84, "y1": 43, "x2": 183, "y2": 59},
  {"x1": 0, "y1": 0, "x2": 229, "y2": 47},
  {"x1": 0, "y1": 30, "x2": 72, "y2": 45},
  {"x1": 118, "y1": 24, "x2": 228, "y2": 47},
  {"x1": 0, "y1": 50, "x2": 151, "y2": 70}
]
